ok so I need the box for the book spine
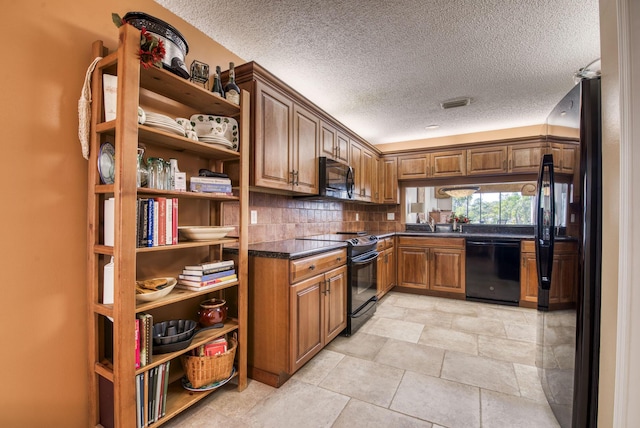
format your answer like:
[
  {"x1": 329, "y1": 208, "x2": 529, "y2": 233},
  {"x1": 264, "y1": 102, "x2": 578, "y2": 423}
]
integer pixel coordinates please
[
  {"x1": 161, "y1": 361, "x2": 170, "y2": 417},
  {"x1": 136, "y1": 314, "x2": 147, "y2": 367},
  {"x1": 135, "y1": 318, "x2": 140, "y2": 369},
  {"x1": 155, "y1": 363, "x2": 164, "y2": 422},
  {"x1": 175, "y1": 277, "x2": 238, "y2": 291},
  {"x1": 153, "y1": 199, "x2": 159, "y2": 247},
  {"x1": 172, "y1": 198, "x2": 178, "y2": 245},
  {"x1": 183, "y1": 260, "x2": 235, "y2": 271},
  {"x1": 136, "y1": 373, "x2": 143, "y2": 428},
  {"x1": 156, "y1": 197, "x2": 166, "y2": 246},
  {"x1": 165, "y1": 198, "x2": 173, "y2": 246},
  {"x1": 189, "y1": 176, "x2": 232, "y2": 185},
  {"x1": 145, "y1": 314, "x2": 153, "y2": 365},
  {"x1": 146, "y1": 199, "x2": 154, "y2": 247}
]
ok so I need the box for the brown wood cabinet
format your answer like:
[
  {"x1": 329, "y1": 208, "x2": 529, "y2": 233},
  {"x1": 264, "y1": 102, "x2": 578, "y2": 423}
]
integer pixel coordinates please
[
  {"x1": 549, "y1": 143, "x2": 578, "y2": 174},
  {"x1": 508, "y1": 142, "x2": 547, "y2": 173},
  {"x1": 320, "y1": 121, "x2": 349, "y2": 164},
  {"x1": 396, "y1": 237, "x2": 465, "y2": 297},
  {"x1": 431, "y1": 150, "x2": 467, "y2": 177},
  {"x1": 380, "y1": 156, "x2": 399, "y2": 204},
  {"x1": 292, "y1": 104, "x2": 320, "y2": 194},
  {"x1": 520, "y1": 240, "x2": 578, "y2": 309},
  {"x1": 376, "y1": 237, "x2": 396, "y2": 298},
  {"x1": 397, "y1": 153, "x2": 430, "y2": 180},
  {"x1": 372, "y1": 156, "x2": 380, "y2": 203},
  {"x1": 246, "y1": 248, "x2": 347, "y2": 387},
  {"x1": 467, "y1": 146, "x2": 508, "y2": 175},
  {"x1": 350, "y1": 140, "x2": 374, "y2": 201}
]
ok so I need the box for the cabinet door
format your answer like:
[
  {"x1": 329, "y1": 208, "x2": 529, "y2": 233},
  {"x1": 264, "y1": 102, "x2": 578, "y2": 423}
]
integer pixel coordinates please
[
  {"x1": 376, "y1": 247, "x2": 387, "y2": 297},
  {"x1": 292, "y1": 104, "x2": 319, "y2": 194},
  {"x1": 290, "y1": 275, "x2": 323, "y2": 372},
  {"x1": 350, "y1": 141, "x2": 363, "y2": 198},
  {"x1": 398, "y1": 154, "x2": 430, "y2": 180},
  {"x1": 520, "y1": 251, "x2": 539, "y2": 304},
  {"x1": 550, "y1": 143, "x2": 578, "y2": 174},
  {"x1": 320, "y1": 121, "x2": 337, "y2": 160},
  {"x1": 361, "y1": 147, "x2": 374, "y2": 201},
  {"x1": 467, "y1": 146, "x2": 508, "y2": 175},
  {"x1": 381, "y1": 157, "x2": 398, "y2": 203},
  {"x1": 371, "y1": 156, "x2": 380, "y2": 203},
  {"x1": 383, "y1": 246, "x2": 396, "y2": 295},
  {"x1": 397, "y1": 246, "x2": 429, "y2": 289},
  {"x1": 508, "y1": 143, "x2": 546, "y2": 173},
  {"x1": 254, "y1": 82, "x2": 293, "y2": 190},
  {"x1": 336, "y1": 131, "x2": 350, "y2": 164},
  {"x1": 549, "y1": 253, "x2": 577, "y2": 304},
  {"x1": 431, "y1": 150, "x2": 466, "y2": 177},
  {"x1": 324, "y1": 265, "x2": 347, "y2": 343},
  {"x1": 429, "y1": 248, "x2": 465, "y2": 294}
]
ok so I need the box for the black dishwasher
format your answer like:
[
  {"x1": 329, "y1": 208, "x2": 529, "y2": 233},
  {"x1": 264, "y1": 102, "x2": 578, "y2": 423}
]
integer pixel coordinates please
[{"x1": 465, "y1": 238, "x2": 521, "y2": 306}]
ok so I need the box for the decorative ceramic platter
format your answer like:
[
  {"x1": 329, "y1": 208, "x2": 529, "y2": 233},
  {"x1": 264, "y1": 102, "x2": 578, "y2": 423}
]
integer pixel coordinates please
[
  {"x1": 178, "y1": 226, "x2": 235, "y2": 241},
  {"x1": 190, "y1": 114, "x2": 239, "y2": 150},
  {"x1": 98, "y1": 142, "x2": 115, "y2": 184}
]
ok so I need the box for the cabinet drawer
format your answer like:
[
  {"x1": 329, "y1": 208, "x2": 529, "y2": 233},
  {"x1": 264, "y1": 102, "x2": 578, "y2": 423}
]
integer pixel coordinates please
[
  {"x1": 398, "y1": 236, "x2": 465, "y2": 249},
  {"x1": 376, "y1": 237, "x2": 393, "y2": 251},
  {"x1": 290, "y1": 249, "x2": 347, "y2": 283},
  {"x1": 522, "y1": 239, "x2": 576, "y2": 254}
]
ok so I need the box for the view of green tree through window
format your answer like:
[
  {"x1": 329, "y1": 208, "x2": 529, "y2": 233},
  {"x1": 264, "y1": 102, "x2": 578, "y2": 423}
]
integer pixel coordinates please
[{"x1": 452, "y1": 192, "x2": 534, "y2": 225}]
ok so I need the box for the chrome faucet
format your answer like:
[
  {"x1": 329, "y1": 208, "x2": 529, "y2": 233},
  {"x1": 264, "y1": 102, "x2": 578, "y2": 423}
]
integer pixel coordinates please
[{"x1": 428, "y1": 216, "x2": 436, "y2": 232}]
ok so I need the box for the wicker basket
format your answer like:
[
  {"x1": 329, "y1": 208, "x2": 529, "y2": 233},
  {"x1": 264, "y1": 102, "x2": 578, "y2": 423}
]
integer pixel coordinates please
[{"x1": 181, "y1": 337, "x2": 237, "y2": 388}]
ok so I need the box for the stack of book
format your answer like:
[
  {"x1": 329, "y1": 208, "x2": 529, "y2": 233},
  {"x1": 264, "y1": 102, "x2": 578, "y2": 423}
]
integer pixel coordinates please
[
  {"x1": 176, "y1": 260, "x2": 237, "y2": 291},
  {"x1": 136, "y1": 197, "x2": 179, "y2": 248},
  {"x1": 135, "y1": 361, "x2": 170, "y2": 427},
  {"x1": 189, "y1": 176, "x2": 232, "y2": 195}
]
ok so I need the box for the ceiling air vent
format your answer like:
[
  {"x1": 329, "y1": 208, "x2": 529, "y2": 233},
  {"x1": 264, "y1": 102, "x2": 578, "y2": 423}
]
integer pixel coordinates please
[{"x1": 441, "y1": 97, "x2": 471, "y2": 109}]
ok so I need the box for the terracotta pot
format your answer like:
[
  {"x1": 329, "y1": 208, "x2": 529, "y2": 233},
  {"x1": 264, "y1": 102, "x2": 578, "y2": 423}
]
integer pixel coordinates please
[{"x1": 197, "y1": 299, "x2": 227, "y2": 326}]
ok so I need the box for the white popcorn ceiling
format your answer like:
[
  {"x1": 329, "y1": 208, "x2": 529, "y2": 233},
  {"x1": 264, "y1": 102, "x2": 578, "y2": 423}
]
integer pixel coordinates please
[{"x1": 155, "y1": 0, "x2": 600, "y2": 145}]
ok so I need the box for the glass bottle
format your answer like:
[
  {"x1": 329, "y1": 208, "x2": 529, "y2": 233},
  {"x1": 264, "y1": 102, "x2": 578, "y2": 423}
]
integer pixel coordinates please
[
  {"x1": 147, "y1": 157, "x2": 163, "y2": 189},
  {"x1": 212, "y1": 65, "x2": 225, "y2": 98},
  {"x1": 224, "y1": 62, "x2": 240, "y2": 105},
  {"x1": 136, "y1": 147, "x2": 148, "y2": 188}
]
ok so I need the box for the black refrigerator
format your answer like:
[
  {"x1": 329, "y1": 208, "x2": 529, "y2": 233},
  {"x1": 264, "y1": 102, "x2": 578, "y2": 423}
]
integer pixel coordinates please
[{"x1": 536, "y1": 75, "x2": 601, "y2": 428}]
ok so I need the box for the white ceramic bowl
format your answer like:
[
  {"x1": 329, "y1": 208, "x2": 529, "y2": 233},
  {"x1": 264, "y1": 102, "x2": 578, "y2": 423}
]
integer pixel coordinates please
[
  {"x1": 178, "y1": 226, "x2": 235, "y2": 241},
  {"x1": 136, "y1": 277, "x2": 177, "y2": 302}
]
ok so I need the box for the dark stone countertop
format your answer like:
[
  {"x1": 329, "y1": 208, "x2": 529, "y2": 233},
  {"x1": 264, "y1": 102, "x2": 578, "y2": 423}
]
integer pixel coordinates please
[{"x1": 224, "y1": 239, "x2": 347, "y2": 260}]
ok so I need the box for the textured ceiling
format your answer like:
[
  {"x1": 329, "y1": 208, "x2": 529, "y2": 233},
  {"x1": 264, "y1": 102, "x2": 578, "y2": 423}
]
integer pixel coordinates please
[{"x1": 155, "y1": 0, "x2": 600, "y2": 145}]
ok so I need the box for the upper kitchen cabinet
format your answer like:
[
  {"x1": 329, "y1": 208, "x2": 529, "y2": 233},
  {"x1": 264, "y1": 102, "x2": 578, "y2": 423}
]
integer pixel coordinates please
[
  {"x1": 320, "y1": 121, "x2": 349, "y2": 165},
  {"x1": 508, "y1": 141, "x2": 547, "y2": 173},
  {"x1": 397, "y1": 153, "x2": 430, "y2": 180},
  {"x1": 380, "y1": 157, "x2": 399, "y2": 204},
  {"x1": 549, "y1": 142, "x2": 578, "y2": 174},
  {"x1": 233, "y1": 62, "x2": 319, "y2": 195},
  {"x1": 431, "y1": 149, "x2": 466, "y2": 177},
  {"x1": 350, "y1": 139, "x2": 374, "y2": 202},
  {"x1": 467, "y1": 146, "x2": 508, "y2": 175}
]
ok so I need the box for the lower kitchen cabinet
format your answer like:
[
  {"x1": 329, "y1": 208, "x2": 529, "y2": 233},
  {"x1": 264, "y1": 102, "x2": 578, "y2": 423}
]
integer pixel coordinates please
[
  {"x1": 396, "y1": 237, "x2": 465, "y2": 297},
  {"x1": 376, "y1": 237, "x2": 396, "y2": 298},
  {"x1": 244, "y1": 248, "x2": 347, "y2": 387},
  {"x1": 520, "y1": 240, "x2": 578, "y2": 309}
]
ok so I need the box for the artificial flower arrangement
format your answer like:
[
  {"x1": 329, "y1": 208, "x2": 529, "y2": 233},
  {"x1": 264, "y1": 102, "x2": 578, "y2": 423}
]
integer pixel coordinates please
[
  {"x1": 112, "y1": 13, "x2": 166, "y2": 69},
  {"x1": 448, "y1": 214, "x2": 471, "y2": 224}
]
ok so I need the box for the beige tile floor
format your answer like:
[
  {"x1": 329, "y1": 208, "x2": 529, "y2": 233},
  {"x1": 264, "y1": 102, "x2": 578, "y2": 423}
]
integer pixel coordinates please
[{"x1": 164, "y1": 292, "x2": 560, "y2": 428}]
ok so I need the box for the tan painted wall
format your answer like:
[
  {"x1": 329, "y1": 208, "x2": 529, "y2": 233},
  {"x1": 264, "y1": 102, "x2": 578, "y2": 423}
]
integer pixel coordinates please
[{"x1": 1, "y1": 1, "x2": 242, "y2": 426}]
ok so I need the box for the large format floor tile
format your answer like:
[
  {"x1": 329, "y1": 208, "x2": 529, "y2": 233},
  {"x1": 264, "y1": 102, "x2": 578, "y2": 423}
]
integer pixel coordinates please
[
  {"x1": 173, "y1": 292, "x2": 562, "y2": 428},
  {"x1": 391, "y1": 371, "x2": 481, "y2": 428}
]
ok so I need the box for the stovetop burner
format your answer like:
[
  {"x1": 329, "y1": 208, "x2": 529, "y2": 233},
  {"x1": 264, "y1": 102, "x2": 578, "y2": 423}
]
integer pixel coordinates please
[{"x1": 296, "y1": 233, "x2": 378, "y2": 257}]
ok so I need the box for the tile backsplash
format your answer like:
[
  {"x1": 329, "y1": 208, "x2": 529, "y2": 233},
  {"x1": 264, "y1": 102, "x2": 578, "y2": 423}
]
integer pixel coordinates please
[{"x1": 224, "y1": 192, "x2": 402, "y2": 244}]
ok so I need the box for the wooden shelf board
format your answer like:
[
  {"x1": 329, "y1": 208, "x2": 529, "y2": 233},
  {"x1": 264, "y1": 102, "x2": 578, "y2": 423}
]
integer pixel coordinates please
[
  {"x1": 138, "y1": 320, "x2": 239, "y2": 372},
  {"x1": 93, "y1": 303, "x2": 114, "y2": 318},
  {"x1": 136, "y1": 238, "x2": 238, "y2": 253},
  {"x1": 148, "y1": 371, "x2": 238, "y2": 427},
  {"x1": 94, "y1": 361, "x2": 114, "y2": 381},
  {"x1": 137, "y1": 188, "x2": 239, "y2": 202},
  {"x1": 94, "y1": 245, "x2": 114, "y2": 256},
  {"x1": 136, "y1": 281, "x2": 239, "y2": 313},
  {"x1": 140, "y1": 66, "x2": 241, "y2": 117}
]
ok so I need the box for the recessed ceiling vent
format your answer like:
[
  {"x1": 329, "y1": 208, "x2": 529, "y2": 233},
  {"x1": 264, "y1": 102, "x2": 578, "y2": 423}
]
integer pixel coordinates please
[{"x1": 441, "y1": 97, "x2": 471, "y2": 109}]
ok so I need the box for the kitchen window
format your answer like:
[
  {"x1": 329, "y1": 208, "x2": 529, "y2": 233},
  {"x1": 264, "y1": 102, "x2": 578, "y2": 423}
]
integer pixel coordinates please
[{"x1": 405, "y1": 182, "x2": 569, "y2": 226}]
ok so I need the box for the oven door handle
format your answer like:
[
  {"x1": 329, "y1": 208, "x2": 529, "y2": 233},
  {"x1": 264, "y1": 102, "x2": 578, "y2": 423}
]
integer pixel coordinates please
[
  {"x1": 351, "y1": 298, "x2": 377, "y2": 318},
  {"x1": 351, "y1": 252, "x2": 379, "y2": 265}
]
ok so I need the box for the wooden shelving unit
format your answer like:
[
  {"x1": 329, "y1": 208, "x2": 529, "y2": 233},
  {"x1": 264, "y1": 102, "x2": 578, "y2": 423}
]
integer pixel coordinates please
[{"x1": 86, "y1": 25, "x2": 248, "y2": 427}]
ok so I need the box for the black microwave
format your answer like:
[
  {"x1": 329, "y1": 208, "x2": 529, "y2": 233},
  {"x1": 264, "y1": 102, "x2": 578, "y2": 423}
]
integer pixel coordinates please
[{"x1": 318, "y1": 157, "x2": 354, "y2": 200}]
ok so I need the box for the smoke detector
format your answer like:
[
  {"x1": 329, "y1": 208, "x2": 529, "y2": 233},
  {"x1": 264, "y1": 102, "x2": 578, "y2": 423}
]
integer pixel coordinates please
[{"x1": 441, "y1": 97, "x2": 471, "y2": 109}]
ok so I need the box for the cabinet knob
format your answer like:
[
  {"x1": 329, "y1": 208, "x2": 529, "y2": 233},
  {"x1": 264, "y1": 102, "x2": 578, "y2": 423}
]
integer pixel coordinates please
[
  {"x1": 336, "y1": 257, "x2": 342, "y2": 261},
  {"x1": 309, "y1": 264, "x2": 316, "y2": 271}
]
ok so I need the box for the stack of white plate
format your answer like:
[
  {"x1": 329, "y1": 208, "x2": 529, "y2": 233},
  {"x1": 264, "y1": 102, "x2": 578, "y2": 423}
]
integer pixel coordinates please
[
  {"x1": 198, "y1": 135, "x2": 233, "y2": 149},
  {"x1": 144, "y1": 112, "x2": 186, "y2": 137}
]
